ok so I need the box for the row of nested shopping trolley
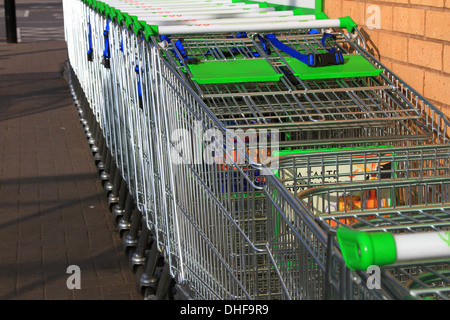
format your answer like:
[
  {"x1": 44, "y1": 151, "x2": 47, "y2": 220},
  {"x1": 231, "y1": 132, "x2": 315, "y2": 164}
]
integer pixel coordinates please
[{"x1": 62, "y1": 0, "x2": 450, "y2": 300}]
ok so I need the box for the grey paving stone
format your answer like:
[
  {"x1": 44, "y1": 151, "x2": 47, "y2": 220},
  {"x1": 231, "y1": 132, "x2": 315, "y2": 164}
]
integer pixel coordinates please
[{"x1": 0, "y1": 41, "x2": 140, "y2": 300}]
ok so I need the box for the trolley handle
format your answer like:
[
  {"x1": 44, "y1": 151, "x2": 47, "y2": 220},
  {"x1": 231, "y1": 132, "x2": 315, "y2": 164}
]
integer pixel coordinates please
[
  {"x1": 101, "y1": 19, "x2": 111, "y2": 68},
  {"x1": 161, "y1": 35, "x2": 200, "y2": 65},
  {"x1": 265, "y1": 33, "x2": 344, "y2": 67},
  {"x1": 296, "y1": 176, "x2": 450, "y2": 200},
  {"x1": 337, "y1": 228, "x2": 450, "y2": 271},
  {"x1": 87, "y1": 14, "x2": 93, "y2": 61}
]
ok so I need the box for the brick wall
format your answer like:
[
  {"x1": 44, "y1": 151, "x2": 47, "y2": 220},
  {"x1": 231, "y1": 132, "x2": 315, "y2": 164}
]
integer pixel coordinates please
[{"x1": 324, "y1": 0, "x2": 450, "y2": 114}]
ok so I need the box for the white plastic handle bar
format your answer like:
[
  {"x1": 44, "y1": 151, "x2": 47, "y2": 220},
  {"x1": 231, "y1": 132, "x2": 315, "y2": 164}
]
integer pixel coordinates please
[
  {"x1": 109, "y1": 6, "x2": 271, "y2": 15},
  {"x1": 156, "y1": 18, "x2": 342, "y2": 35},
  {"x1": 105, "y1": 0, "x2": 269, "y2": 11},
  {"x1": 111, "y1": 2, "x2": 261, "y2": 9},
  {"x1": 101, "y1": 0, "x2": 293, "y2": 22},
  {"x1": 119, "y1": 0, "x2": 236, "y2": 4},
  {"x1": 141, "y1": 15, "x2": 316, "y2": 26},
  {"x1": 116, "y1": 11, "x2": 296, "y2": 23},
  {"x1": 338, "y1": 228, "x2": 450, "y2": 271},
  {"x1": 394, "y1": 231, "x2": 450, "y2": 262},
  {"x1": 117, "y1": 1, "x2": 250, "y2": 8}
]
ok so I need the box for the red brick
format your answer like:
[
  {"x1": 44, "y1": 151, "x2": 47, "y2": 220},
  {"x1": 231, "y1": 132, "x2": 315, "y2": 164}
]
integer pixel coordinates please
[
  {"x1": 379, "y1": 57, "x2": 393, "y2": 70},
  {"x1": 324, "y1": 0, "x2": 342, "y2": 18},
  {"x1": 377, "y1": 0, "x2": 408, "y2": 3},
  {"x1": 444, "y1": 45, "x2": 450, "y2": 73},
  {"x1": 393, "y1": 7, "x2": 426, "y2": 35},
  {"x1": 392, "y1": 62, "x2": 425, "y2": 95},
  {"x1": 408, "y1": 38, "x2": 443, "y2": 71},
  {"x1": 410, "y1": 0, "x2": 444, "y2": 6},
  {"x1": 378, "y1": 31, "x2": 409, "y2": 61},
  {"x1": 425, "y1": 10, "x2": 450, "y2": 41},
  {"x1": 342, "y1": 0, "x2": 366, "y2": 25},
  {"x1": 424, "y1": 71, "x2": 450, "y2": 106},
  {"x1": 380, "y1": 5, "x2": 393, "y2": 31}
]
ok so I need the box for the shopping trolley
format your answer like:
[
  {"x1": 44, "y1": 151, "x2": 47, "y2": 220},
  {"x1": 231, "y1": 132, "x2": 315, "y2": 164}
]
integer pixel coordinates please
[
  {"x1": 65, "y1": 0, "x2": 292, "y2": 299},
  {"x1": 62, "y1": 0, "x2": 450, "y2": 300},
  {"x1": 154, "y1": 15, "x2": 450, "y2": 300},
  {"x1": 152, "y1": 17, "x2": 450, "y2": 299},
  {"x1": 334, "y1": 206, "x2": 450, "y2": 300},
  {"x1": 155, "y1": 27, "x2": 444, "y2": 171},
  {"x1": 107, "y1": 0, "x2": 363, "y2": 299}
]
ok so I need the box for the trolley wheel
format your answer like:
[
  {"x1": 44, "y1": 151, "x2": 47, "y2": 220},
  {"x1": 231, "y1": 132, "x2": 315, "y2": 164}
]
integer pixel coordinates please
[
  {"x1": 119, "y1": 228, "x2": 129, "y2": 240},
  {"x1": 168, "y1": 280, "x2": 175, "y2": 300},
  {"x1": 108, "y1": 200, "x2": 118, "y2": 213},
  {"x1": 143, "y1": 286, "x2": 156, "y2": 300},
  {"x1": 114, "y1": 212, "x2": 124, "y2": 226},
  {"x1": 125, "y1": 244, "x2": 136, "y2": 259},
  {"x1": 94, "y1": 153, "x2": 102, "y2": 163},
  {"x1": 153, "y1": 264, "x2": 172, "y2": 300},
  {"x1": 134, "y1": 264, "x2": 145, "y2": 294}
]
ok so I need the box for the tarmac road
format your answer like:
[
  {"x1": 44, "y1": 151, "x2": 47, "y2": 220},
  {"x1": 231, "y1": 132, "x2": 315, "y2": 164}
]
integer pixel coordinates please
[{"x1": 0, "y1": 0, "x2": 65, "y2": 43}]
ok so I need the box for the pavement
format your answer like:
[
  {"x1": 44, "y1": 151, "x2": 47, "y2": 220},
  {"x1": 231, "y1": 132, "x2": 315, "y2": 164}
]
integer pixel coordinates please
[
  {"x1": 0, "y1": 0, "x2": 65, "y2": 43},
  {"x1": 0, "y1": 39, "x2": 142, "y2": 300}
]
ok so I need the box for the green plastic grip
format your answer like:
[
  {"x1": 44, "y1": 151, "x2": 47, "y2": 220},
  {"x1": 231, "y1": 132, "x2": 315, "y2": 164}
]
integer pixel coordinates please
[
  {"x1": 108, "y1": 7, "x2": 117, "y2": 21},
  {"x1": 131, "y1": 16, "x2": 143, "y2": 36},
  {"x1": 336, "y1": 227, "x2": 397, "y2": 271},
  {"x1": 122, "y1": 12, "x2": 133, "y2": 29},
  {"x1": 339, "y1": 16, "x2": 358, "y2": 33},
  {"x1": 143, "y1": 24, "x2": 158, "y2": 42},
  {"x1": 98, "y1": 1, "x2": 105, "y2": 14},
  {"x1": 314, "y1": 12, "x2": 329, "y2": 20},
  {"x1": 90, "y1": 0, "x2": 104, "y2": 14},
  {"x1": 115, "y1": 10, "x2": 124, "y2": 26}
]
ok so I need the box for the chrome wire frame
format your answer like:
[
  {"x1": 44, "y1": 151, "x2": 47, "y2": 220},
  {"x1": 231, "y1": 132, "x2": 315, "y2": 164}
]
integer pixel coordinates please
[{"x1": 63, "y1": 0, "x2": 450, "y2": 300}]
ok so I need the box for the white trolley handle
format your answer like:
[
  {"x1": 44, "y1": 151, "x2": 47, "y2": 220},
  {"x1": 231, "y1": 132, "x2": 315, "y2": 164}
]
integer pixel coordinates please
[{"x1": 337, "y1": 228, "x2": 450, "y2": 271}]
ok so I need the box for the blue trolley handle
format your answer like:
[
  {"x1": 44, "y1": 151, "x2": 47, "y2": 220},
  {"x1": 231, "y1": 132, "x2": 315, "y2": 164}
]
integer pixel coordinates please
[
  {"x1": 161, "y1": 35, "x2": 200, "y2": 65},
  {"x1": 256, "y1": 34, "x2": 271, "y2": 55},
  {"x1": 265, "y1": 33, "x2": 344, "y2": 67},
  {"x1": 87, "y1": 15, "x2": 93, "y2": 61},
  {"x1": 135, "y1": 65, "x2": 143, "y2": 109},
  {"x1": 101, "y1": 20, "x2": 111, "y2": 68}
]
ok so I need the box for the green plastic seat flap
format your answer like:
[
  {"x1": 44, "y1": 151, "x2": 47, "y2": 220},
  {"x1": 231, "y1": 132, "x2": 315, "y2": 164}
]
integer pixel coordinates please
[
  {"x1": 285, "y1": 54, "x2": 383, "y2": 80},
  {"x1": 188, "y1": 59, "x2": 283, "y2": 84}
]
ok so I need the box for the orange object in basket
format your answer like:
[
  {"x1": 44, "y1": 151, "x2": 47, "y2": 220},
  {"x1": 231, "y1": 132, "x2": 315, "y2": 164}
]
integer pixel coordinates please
[{"x1": 216, "y1": 148, "x2": 271, "y2": 171}]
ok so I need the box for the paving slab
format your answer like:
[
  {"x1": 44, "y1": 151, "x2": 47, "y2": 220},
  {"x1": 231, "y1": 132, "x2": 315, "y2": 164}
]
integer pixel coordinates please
[{"x1": 0, "y1": 41, "x2": 140, "y2": 300}]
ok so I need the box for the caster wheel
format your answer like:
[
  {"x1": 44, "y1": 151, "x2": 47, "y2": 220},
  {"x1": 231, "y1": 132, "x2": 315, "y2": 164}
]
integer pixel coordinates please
[
  {"x1": 126, "y1": 245, "x2": 136, "y2": 260},
  {"x1": 119, "y1": 228, "x2": 129, "y2": 240},
  {"x1": 144, "y1": 287, "x2": 156, "y2": 300},
  {"x1": 134, "y1": 264, "x2": 145, "y2": 294},
  {"x1": 114, "y1": 214, "x2": 124, "y2": 226}
]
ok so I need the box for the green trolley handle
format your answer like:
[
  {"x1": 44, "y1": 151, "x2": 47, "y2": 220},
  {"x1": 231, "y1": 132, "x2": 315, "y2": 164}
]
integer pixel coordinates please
[{"x1": 337, "y1": 227, "x2": 450, "y2": 271}]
